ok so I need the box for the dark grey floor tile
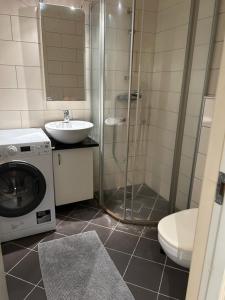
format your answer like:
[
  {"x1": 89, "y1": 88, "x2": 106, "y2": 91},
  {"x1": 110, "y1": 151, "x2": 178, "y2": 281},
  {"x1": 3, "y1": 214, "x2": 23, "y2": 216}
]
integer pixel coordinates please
[
  {"x1": 83, "y1": 224, "x2": 112, "y2": 244},
  {"x1": 106, "y1": 248, "x2": 130, "y2": 275},
  {"x1": 26, "y1": 287, "x2": 47, "y2": 300},
  {"x1": 2, "y1": 243, "x2": 29, "y2": 272},
  {"x1": 56, "y1": 216, "x2": 88, "y2": 235},
  {"x1": 56, "y1": 214, "x2": 65, "y2": 224},
  {"x1": 120, "y1": 200, "x2": 143, "y2": 212},
  {"x1": 69, "y1": 205, "x2": 99, "y2": 221},
  {"x1": 91, "y1": 210, "x2": 118, "y2": 228},
  {"x1": 105, "y1": 230, "x2": 139, "y2": 254},
  {"x1": 149, "y1": 210, "x2": 168, "y2": 222},
  {"x1": 160, "y1": 266, "x2": 189, "y2": 300},
  {"x1": 104, "y1": 197, "x2": 124, "y2": 213},
  {"x1": 124, "y1": 257, "x2": 163, "y2": 292},
  {"x1": 40, "y1": 232, "x2": 65, "y2": 243},
  {"x1": 9, "y1": 251, "x2": 42, "y2": 285},
  {"x1": 142, "y1": 226, "x2": 158, "y2": 240},
  {"x1": 127, "y1": 207, "x2": 152, "y2": 221},
  {"x1": 127, "y1": 283, "x2": 157, "y2": 300},
  {"x1": 138, "y1": 185, "x2": 158, "y2": 198},
  {"x1": 12, "y1": 232, "x2": 49, "y2": 250},
  {"x1": 6, "y1": 275, "x2": 33, "y2": 300},
  {"x1": 158, "y1": 294, "x2": 173, "y2": 300},
  {"x1": 134, "y1": 238, "x2": 166, "y2": 264},
  {"x1": 154, "y1": 198, "x2": 170, "y2": 212},
  {"x1": 116, "y1": 222, "x2": 144, "y2": 236},
  {"x1": 135, "y1": 195, "x2": 156, "y2": 209},
  {"x1": 166, "y1": 257, "x2": 189, "y2": 272}
]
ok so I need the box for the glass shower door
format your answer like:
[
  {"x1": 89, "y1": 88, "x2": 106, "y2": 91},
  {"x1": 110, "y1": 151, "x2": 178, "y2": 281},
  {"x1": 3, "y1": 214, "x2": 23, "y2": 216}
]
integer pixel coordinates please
[{"x1": 102, "y1": 0, "x2": 134, "y2": 219}]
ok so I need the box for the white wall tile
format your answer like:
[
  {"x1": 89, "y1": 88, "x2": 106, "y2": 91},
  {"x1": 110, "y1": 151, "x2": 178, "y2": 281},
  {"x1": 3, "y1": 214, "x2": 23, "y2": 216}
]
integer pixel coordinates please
[
  {"x1": 211, "y1": 42, "x2": 223, "y2": 69},
  {"x1": 21, "y1": 110, "x2": 45, "y2": 128},
  {"x1": 16, "y1": 66, "x2": 42, "y2": 89},
  {"x1": 192, "y1": 45, "x2": 209, "y2": 70},
  {"x1": 216, "y1": 13, "x2": 225, "y2": 42},
  {"x1": 208, "y1": 69, "x2": 219, "y2": 95},
  {"x1": 195, "y1": 17, "x2": 213, "y2": 46},
  {"x1": 0, "y1": 66, "x2": 17, "y2": 88},
  {"x1": 152, "y1": 71, "x2": 183, "y2": 92},
  {"x1": 155, "y1": 25, "x2": 188, "y2": 52},
  {"x1": 0, "y1": 40, "x2": 40, "y2": 66},
  {"x1": 153, "y1": 49, "x2": 185, "y2": 72},
  {"x1": 0, "y1": 111, "x2": 21, "y2": 129},
  {"x1": 195, "y1": 153, "x2": 206, "y2": 179},
  {"x1": 11, "y1": 16, "x2": 38, "y2": 42},
  {"x1": 199, "y1": 127, "x2": 210, "y2": 155},
  {"x1": 0, "y1": 89, "x2": 44, "y2": 110},
  {"x1": 191, "y1": 177, "x2": 202, "y2": 205},
  {"x1": 220, "y1": 0, "x2": 225, "y2": 12},
  {"x1": 157, "y1": 1, "x2": 190, "y2": 33},
  {"x1": 0, "y1": 0, "x2": 38, "y2": 17},
  {"x1": 198, "y1": 0, "x2": 215, "y2": 19},
  {"x1": 0, "y1": 15, "x2": 12, "y2": 40}
]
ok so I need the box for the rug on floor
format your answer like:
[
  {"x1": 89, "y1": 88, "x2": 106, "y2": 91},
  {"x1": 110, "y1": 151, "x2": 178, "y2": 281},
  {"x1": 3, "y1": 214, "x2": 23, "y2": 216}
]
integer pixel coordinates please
[{"x1": 38, "y1": 231, "x2": 134, "y2": 300}]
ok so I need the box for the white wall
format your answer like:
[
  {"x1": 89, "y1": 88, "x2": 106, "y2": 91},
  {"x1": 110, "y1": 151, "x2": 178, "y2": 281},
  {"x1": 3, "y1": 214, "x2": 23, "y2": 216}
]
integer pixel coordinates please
[
  {"x1": 0, "y1": 0, "x2": 91, "y2": 130},
  {"x1": 145, "y1": 0, "x2": 191, "y2": 200}
]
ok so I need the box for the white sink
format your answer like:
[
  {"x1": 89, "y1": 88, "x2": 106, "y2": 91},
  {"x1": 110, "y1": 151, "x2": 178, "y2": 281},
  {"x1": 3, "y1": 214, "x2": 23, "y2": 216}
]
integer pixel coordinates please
[{"x1": 45, "y1": 120, "x2": 94, "y2": 144}]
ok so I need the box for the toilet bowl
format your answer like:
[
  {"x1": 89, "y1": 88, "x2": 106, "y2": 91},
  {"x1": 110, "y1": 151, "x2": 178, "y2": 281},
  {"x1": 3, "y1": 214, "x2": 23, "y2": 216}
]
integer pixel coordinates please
[{"x1": 158, "y1": 208, "x2": 198, "y2": 268}]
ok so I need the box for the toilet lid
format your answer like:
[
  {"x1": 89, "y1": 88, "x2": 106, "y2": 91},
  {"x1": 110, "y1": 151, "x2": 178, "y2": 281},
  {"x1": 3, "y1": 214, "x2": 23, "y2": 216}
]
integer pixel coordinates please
[{"x1": 158, "y1": 208, "x2": 198, "y2": 252}]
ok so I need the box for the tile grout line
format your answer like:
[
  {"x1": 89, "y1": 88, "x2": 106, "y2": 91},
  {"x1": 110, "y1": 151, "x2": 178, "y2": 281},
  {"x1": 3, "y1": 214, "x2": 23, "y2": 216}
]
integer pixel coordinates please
[
  {"x1": 126, "y1": 281, "x2": 158, "y2": 296},
  {"x1": 122, "y1": 226, "x2": 145, "y2": 278},
  {"x1": 126, "y1": 281, "x2": 178, "y2": 299},
  {"x1": 6, "y1": 230, "x2": 63, "y2": 275},
  {"x1": 147, "y1": 194, "x2": 159, "y2": 221},
  {"x1": 6, "y1": 248, "x2": 34, "y2": 275},
  {"x1": 23, "y1": 278, "x2": 43, "y2": 300},
  {"x1": 6, "y1": 242, "x2": 37, "y2": 253},
  {"x1": 105, "y1": 245, "x2": 188, "y2": 273},
  {"x1": 157, "y1": 256, "x2": 167, "y2": 300},
  {"x1": 103, "y1": 221, "x2": 119, "y2": 246},
  {"x1": 80, "y1": 209, "x2": 104, "y2": 233},
  {"x1": 6, "y1": 273, "x2": 37, "y2": 288}
]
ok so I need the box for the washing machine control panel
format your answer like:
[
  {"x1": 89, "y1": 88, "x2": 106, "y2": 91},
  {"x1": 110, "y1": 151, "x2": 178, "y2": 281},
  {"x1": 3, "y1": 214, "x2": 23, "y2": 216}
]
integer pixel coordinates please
[
  {"x1": 7, "y1": 145, "x2": 18, "y2": 155},
  {"x1": 0, "y1": 142, "x2": 51, "y2": 160}
]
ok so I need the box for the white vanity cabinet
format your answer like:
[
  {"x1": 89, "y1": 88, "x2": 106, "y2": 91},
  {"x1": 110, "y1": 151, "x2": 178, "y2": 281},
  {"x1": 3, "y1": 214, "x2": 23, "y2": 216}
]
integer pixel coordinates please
[{"x1": 53, "y1": 148, "x2": 94, "y2": 206}]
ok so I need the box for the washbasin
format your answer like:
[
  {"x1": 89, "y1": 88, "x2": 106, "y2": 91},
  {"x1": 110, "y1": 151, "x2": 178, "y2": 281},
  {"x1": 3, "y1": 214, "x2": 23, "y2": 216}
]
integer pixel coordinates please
[{"x1": 45, "y1": 120, "x2": 94, "y2": 144}]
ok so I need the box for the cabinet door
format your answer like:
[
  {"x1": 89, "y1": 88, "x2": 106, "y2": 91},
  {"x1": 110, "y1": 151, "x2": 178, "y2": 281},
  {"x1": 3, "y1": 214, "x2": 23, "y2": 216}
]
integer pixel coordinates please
[{"x1": 53, "y1": 148, "x2": 93, "y2": 206}]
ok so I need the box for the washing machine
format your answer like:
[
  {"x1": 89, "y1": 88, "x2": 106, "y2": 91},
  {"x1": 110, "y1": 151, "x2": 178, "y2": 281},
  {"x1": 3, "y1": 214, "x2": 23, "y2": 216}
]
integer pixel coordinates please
[{"x1": 0, "y1": 128, "x2": 56, "y2": 242}]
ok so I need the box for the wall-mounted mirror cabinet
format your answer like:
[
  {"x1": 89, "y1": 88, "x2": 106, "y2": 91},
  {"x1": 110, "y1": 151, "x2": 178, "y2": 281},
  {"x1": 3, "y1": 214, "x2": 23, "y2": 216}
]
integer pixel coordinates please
[{"x1": 40, "y1": 3, "x2": 85, "y2": 101}]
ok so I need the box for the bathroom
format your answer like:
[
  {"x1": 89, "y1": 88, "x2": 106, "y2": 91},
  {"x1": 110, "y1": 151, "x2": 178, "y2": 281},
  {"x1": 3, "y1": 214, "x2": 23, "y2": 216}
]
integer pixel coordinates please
[{"x1": 0, "y1": 0, "x2": 225, "y2": 299}]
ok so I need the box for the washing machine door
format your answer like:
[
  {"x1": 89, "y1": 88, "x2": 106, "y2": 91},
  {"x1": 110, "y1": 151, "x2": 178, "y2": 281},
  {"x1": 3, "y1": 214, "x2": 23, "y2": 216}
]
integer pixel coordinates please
[{"x1": 0, "y1": 161, "x2": 46, "y2": 217}]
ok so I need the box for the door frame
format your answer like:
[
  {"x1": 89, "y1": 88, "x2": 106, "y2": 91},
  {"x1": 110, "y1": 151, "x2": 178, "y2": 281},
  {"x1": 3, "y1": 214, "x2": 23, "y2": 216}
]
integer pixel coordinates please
[{"x1": 186, "y1": 29, "x2": 225, "y2": 299}]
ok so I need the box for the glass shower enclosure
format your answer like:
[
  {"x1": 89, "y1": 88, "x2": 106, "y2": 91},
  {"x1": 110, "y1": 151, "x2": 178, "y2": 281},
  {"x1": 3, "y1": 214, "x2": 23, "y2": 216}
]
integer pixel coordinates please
[{"x1": 91, "y1": 0, "x2": 218, "y2": 224}]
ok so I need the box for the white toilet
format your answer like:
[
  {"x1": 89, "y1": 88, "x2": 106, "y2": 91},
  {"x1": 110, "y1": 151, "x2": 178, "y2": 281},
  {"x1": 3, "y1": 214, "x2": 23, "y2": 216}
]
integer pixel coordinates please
[{"x1": 158, "y1": 208, "x2": 198, "y2": 269}]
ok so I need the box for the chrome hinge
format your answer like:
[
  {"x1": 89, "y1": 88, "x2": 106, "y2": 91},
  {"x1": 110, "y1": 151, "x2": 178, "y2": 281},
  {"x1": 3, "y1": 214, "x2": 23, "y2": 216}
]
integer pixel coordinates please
[{"x1": 216, "y1": 172, "x2": 225, "y2": 205}]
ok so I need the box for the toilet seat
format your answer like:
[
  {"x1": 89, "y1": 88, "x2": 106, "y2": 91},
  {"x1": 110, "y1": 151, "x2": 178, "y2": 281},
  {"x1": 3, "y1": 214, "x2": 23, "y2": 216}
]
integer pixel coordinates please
[{"x1": 158, "y1": 208, "x2": 198, "y2": 268}]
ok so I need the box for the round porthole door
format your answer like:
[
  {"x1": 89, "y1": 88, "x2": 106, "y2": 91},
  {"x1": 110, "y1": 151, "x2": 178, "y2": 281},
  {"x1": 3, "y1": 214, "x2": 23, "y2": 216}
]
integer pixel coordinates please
[{"x1": 0, "y1": 162, "x2": 46, "y2": 218}]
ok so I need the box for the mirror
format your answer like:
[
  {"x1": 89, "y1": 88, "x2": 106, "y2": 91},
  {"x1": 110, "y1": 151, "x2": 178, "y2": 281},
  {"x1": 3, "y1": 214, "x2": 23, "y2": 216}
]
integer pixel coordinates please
[{"x1": 40, "y1": 4, "x2": 85, "y2": 101}]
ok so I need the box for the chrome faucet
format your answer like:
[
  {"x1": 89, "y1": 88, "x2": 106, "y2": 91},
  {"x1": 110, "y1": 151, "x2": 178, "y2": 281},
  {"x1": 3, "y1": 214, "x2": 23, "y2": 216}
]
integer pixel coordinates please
[{"x1": 64, "y1": 110, "x2": 70, "y2": 122}]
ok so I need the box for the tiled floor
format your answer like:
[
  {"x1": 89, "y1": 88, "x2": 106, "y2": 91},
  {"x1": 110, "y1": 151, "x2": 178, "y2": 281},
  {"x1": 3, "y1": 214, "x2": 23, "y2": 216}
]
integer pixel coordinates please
[
  {"x1": 104, "y1": 184, "x2": 169, "y2": 222},
  {"x1": 2, "y1": 199, "x2": 189, "y2": 300}
]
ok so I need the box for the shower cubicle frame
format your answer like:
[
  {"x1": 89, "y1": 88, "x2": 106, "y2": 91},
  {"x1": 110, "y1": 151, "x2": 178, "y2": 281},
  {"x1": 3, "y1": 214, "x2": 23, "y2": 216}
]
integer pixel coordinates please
[{"x1": 95, "y1": 0, "x2": 219, "y2": 225}]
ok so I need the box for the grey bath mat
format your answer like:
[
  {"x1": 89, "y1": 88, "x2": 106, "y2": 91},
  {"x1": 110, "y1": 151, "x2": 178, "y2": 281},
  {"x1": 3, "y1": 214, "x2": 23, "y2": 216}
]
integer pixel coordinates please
[{"x1": 38, "y1": 231, "x2": 134, "y2": 300}]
